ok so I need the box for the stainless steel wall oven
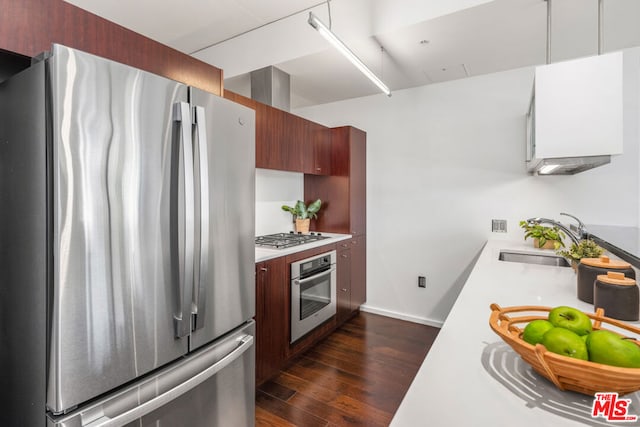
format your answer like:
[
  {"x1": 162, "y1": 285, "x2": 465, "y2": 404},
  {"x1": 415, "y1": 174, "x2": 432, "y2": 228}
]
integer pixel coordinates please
[{"x1": 290, "y1": 250, "x2": 337, "y2": 343}]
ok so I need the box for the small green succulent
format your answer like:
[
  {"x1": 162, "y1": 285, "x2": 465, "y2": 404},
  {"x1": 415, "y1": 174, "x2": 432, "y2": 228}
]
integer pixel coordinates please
[
  {"x1": 519, "y1": 220, "x2": 566, "y2": 250},
  {"x1": 557, "y1": 239, "x2": 604, "y2": 262},
  {"x1": 281, "y1": 199, "x2": 322, "y2": 220}
]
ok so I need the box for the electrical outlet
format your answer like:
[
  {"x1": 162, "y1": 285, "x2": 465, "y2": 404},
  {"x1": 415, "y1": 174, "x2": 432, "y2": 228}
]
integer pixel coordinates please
[
  {"x1": 492, "y1": 219, "x2": 507, "y2": 233},
  {"x1": 418, "y1": 276, "x2": 426, "y2": 288}
]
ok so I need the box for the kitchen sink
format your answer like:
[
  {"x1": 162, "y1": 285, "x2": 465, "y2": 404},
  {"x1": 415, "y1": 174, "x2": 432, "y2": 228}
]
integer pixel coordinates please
[{"x1": 498, "y1": 251, "x2": 571, "y2": 267}]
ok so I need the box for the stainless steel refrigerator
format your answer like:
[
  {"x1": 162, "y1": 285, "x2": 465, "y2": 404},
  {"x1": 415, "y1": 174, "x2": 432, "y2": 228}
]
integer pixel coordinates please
[{"x1": 0, "y1": 44, "x2": 256, "y2": 426}]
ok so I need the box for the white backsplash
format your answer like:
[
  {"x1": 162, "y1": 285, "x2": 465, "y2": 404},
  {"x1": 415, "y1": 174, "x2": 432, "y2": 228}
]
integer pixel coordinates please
[{"x1": 255, "y1": 168, "x2": 304, "y2": 235}]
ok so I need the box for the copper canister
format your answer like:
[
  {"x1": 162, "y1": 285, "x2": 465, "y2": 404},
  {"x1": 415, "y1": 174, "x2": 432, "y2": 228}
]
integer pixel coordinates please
[
  {"x1": 577, "y1": 255, "x2": 635, "y2": 303},
  {"x1": 594, "y1": 271, "x2": 639, "y2": 321}
]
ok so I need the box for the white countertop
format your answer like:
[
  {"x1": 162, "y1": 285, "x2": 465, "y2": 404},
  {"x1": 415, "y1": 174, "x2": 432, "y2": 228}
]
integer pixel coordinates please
[
  {"x1": 255, "y1": 232, "x2": 352, "y2": 262},
  {"x1": 391, "y1": 239, "x2": 640, "y2": 427}
]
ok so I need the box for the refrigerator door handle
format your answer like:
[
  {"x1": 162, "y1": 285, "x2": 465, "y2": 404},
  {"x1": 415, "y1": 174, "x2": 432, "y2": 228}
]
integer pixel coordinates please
[
  {"x1": 82, "y1": 335, "x2": 254, "y2": 427},
  {"x1": 192, "y1": 105, "x2": 209, "y2": 331},
  {"x1": 173, "y1": 102, "x2": 195, "y2": 339}
]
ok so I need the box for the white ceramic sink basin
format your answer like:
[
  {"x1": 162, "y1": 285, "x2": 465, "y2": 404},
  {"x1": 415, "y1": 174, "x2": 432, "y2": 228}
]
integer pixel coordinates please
[{"x1": 498, "y1": 250, "x2": 571, "y2": 267}]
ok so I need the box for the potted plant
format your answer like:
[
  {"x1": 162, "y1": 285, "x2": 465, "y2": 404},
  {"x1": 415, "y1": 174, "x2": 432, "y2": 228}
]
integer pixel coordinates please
[
  {"x1": 557, "y1": 239, "x2": 605, "y2": 270},
  {"x1": 519, "y1": 220, "x2": 566, "y2": 250},
  {"x1": 281, "y1": 199, "x2": 322, "y2": 233}
]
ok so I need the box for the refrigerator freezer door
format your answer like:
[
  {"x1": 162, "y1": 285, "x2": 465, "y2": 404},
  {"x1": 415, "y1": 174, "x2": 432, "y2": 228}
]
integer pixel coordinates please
[
  {"x1": 189, "y1": 89, "x2": 256, "y2": 350},
  {"x1": 48, "y1": 321, "x2": 255, "y2": 427},
  {"x1": 47, "y1": 45, "x2": 190, "y2": 413}
]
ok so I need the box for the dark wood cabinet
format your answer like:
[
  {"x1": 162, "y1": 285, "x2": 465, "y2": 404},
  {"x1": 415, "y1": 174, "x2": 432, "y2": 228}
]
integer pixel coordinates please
[
  {"x1": 305, "y1": 127, "x2": 367, "y2": 316},
  {"x1": 224, "y1": 90, "x2": 332, "y2": 175},
  {"x1": 347, "y1": 128, "x2": 367, "y2": 237},
  {"x1": 305, "y1": 126, "x2": 366, "y2": 236},
  {"x1": 256, "y1": 105, "x2": 286, "y2": 170},
  {"x1": 255, "y1": 256, "x2": 287, "y2": 386},
  {"x1": 304, "y1": 121, "x2": 331, "y2": 175},
  {"x1": 350, "y1": 236, "x2": 367, "y2": 310},
  {"x1": 336, "y1": 247, "x2": 352, "y2": 325},
  {"x1": 279, "y1": 111, "x2": 305, "y2": 172},
  {"x1": 255, "y1": 106, "x2": 305, "y2": 171},
  {"x1": 335, "y1": 236, "x2": 366, "y2": 327},
  {"x1": 0, "y1": 0, "x2": 222, "y2": 95},
  {"x1": 255, "y1": 242, "x2": 347, "y2": 385}
]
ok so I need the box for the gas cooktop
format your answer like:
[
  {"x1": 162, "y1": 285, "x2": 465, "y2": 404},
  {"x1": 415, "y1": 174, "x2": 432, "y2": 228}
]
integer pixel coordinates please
[{"x1": 255, "y1": 232, "x2": 330, "y2": 249}]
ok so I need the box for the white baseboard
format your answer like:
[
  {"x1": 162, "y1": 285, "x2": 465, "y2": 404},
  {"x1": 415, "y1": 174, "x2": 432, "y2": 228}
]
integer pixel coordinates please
[{"x1": 360, "y1": 304, "x2": 444, "y2": 328}]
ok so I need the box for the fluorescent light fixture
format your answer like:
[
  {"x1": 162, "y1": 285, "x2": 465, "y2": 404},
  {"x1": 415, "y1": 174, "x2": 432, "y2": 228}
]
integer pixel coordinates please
[
  {"x1": 308, "y1": 12, "x2": 391, "y2": 97},
  {"x1": 538, "y1": 164, "x2": 560, "y2": 174}
]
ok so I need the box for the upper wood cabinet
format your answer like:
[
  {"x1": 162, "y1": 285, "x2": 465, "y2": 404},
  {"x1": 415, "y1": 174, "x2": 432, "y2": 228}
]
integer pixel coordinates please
[
  {"x1": 278, "y1": 110, "x2": 305, "y2": 172},
  {"x1": 305, "y1": 126, "x2": 366, "y2": 236},
  {"x1": 224, "y1": 90, "x2": 331, "y2": 174},
  {"x1": 0, "y1": 0, "x2": 222, "y2": 95},
  {"x1": 253, "y1": 106, "x2": 305, "y2": 171},
  {"x1": 304, "y1": 121, "x2": 331, "y2": 175}
]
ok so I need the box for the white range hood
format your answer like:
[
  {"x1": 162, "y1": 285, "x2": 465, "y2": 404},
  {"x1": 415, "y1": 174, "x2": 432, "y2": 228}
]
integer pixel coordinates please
[{"x1": 526, "y1": 51, "x2": 624, "y2": 175}]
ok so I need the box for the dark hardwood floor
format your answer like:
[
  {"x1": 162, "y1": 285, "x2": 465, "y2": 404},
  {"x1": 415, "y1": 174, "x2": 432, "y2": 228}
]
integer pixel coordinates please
[{"x1": 256, "y1": 312, "x2": 440, "y2": 426}]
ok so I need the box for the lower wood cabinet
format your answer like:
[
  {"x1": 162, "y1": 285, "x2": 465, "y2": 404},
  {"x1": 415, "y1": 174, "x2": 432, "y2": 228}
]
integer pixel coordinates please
[
  {"x1": 335, "y1": 236, "x2": 366, "y2": 327},
  {"x1": 255, "y1": 256, "x2": 287, "y2": 386},
  {"x1": 350, "y1": 235, "x2": 367, "y2": 310},
  {"x1": 336, "y1": 247, "x2": 352, "y2": 325},
  {"x1": 255, "y1": 239, "x2": 365, "y2": 385}
]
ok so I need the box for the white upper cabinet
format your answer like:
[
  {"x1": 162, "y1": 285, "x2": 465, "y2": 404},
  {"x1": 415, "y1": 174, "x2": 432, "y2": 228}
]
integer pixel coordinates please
[{"x1": 527, "y1": 51, "x2": 624, "y2": 175}]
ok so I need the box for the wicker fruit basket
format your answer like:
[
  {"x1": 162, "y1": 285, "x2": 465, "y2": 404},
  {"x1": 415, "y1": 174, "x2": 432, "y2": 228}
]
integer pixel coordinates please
[{"x1": 489, "y1": 303, "x2": 640, "y2": 396}]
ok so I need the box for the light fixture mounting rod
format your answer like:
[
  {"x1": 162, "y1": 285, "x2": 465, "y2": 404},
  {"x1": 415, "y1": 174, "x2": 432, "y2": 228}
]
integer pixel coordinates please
[
  {"x1": 545, "y1": 0, "x2": 552, "y2": 64},
  {"x1": 598, "y1": 0, "x2": 604, "y2": 54},
  {"x1": 308, "y1": 12, "x2": 391, "y2": 96}
]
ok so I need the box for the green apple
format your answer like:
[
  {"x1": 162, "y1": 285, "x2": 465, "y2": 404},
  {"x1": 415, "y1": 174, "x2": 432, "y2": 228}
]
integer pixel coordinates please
[
  {"x1": 522, "y1": 320, "x2": 555, "y2": 345},
  {"x1": 541, "y1": 327, "x2": 589, "y2": 360},
  {"x1": 586, "y1": 330, "x2": 640, "y2": 368},
  {"x1": 548, "y1": 306, "x2": 593, "y2": 336}
]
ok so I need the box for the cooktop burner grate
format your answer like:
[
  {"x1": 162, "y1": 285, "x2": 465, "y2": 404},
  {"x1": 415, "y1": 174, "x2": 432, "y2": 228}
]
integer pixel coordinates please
[{"x1": 255, "y1": 232, "x2": 329, "y2": 249}]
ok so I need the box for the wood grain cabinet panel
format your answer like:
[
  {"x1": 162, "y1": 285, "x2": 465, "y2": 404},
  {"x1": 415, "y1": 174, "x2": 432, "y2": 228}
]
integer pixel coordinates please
[
  {"x1": 335, "y1": 237, "x2": 366, "y2": 327},
  {"x1": 305, "y1": 126, "x2": 366, "y2": 236},
  {"x1": 253, "y1": 106, "x2": 305, "y2": 171},
  {"x1": 336, "y1": 248, "x2": 352, "y2": 325},
  {"x1": 280, "y1": 111, "x2": 305, "y2": 172},
  {"x1": 224, "y1": 90, "x2": 331, "y2": 175},
  {"x1": 223, "y1": 90, "x2": 307, "y2": 171},
  {"x1": 255, "y1": 257, "x2": 288, "y2": 386},
  {"x1": 348, "y1": 128, "x2": 367, "y2": 236},
  {"x1": 256, "y1": 105, "x2": 286, "y2": 170},
  {"x1": 0, "y1": 0, "x2": 222, "y2": 95},
  {"x1": 305, "y1": 127, "x2": 367, "y2": 317},
  {"x1": 304, "y1": 121, "x2": 331, "y2": 175},
  {"x1": 350, "y1": 236, "x2": 366, "y2": 310}
]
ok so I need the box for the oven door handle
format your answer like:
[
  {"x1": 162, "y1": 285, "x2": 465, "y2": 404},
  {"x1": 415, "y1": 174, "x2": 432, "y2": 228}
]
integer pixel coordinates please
[{"x1": 294, "y1": 267, "x2": 336, "y2": 285}]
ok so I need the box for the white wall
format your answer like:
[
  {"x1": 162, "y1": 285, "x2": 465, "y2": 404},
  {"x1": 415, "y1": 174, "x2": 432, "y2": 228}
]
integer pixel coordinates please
[
  {"x1": 255, "y1": 169, "x2": 304, "y2": 235},
  {"x1": 294, "y1": 56, "x2": 640, "y2": 326}
]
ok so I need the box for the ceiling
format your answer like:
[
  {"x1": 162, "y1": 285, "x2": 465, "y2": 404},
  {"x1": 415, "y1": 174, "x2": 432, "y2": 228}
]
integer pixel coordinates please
[{"x1": 65, "y1": 0, "x2": 640, "y2": 109}]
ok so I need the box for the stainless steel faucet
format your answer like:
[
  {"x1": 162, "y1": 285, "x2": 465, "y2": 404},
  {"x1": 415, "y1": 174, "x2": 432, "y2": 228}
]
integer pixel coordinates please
[
  {"x1": 560, "y1": 212, "x2": 587, "y2": 238},
  {"x1": 525, "y1": 213, "x2": 586, "y2": 246}
]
